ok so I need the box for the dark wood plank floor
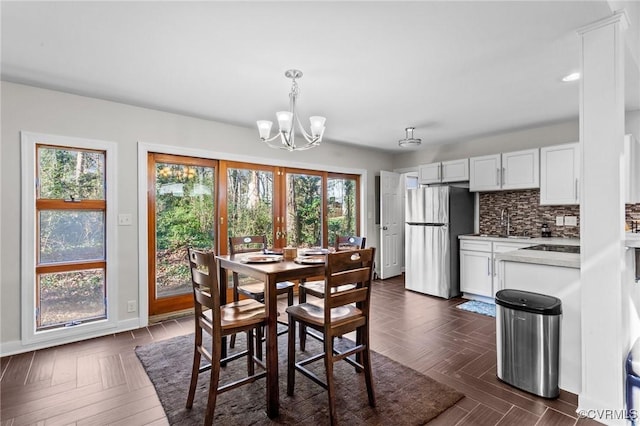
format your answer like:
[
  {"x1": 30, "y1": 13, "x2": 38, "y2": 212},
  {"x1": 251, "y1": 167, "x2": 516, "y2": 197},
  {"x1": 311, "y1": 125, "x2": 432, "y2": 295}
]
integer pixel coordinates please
[{"x1": 1, "y1": 276, "x2": 601, "y2": 425}]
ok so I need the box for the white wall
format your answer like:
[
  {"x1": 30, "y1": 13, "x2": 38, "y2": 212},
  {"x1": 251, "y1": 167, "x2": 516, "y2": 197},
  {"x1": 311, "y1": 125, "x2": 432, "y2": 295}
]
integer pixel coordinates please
[
  {"x1": 392, "y1": 120, "x2": 579, "y2": 169},
  {"x1": 0, "y1": 81, "x2": 393, "y2": 352},
  {"x1": 392, "y1": 112, "x2": 640, "y2": 170}
]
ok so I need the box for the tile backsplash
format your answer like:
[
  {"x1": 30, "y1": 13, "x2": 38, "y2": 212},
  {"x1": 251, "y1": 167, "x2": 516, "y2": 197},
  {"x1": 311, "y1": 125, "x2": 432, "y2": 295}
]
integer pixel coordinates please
[
  {"x1": 479, "y1": 189, "x2": 580, "y2": 238},
  {"x1": 628, "y1": 203, "x2": 640, "y2": 231},
  {"x1": 479, "y1": 189, "x2": 640, "y2": 238}
]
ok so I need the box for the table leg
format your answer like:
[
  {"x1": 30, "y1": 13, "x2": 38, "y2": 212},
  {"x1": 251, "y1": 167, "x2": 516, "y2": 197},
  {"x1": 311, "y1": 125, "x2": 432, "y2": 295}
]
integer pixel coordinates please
[{"x1": 265, "y1": 274, "x2": 279, "y2": 418}]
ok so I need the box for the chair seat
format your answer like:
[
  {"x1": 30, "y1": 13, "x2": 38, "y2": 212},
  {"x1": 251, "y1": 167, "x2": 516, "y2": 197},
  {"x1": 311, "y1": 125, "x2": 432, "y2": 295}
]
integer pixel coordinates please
[
  {"x1": 238, "y1": 280, "x2": 295, "y2": 299},
  {"x1": 286, "y1": 301, "x2": 362, "y2": 328},
  {"x1": 206, "y1": 299, "x2": 266, "y2": 329},
  {"x1": 299, "y1": 280, "x2": 355, "y2": 298}
]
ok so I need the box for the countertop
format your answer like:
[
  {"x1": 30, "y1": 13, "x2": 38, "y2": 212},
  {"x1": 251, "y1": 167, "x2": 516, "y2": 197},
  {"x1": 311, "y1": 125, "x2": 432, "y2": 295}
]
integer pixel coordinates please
[
  {"x1": 496, "y1": 248, "x2": 580, "y2": 269},
  {"x1": 626, "y1": 232, "x2": 640, "y2": 248},
  {"x1": 459, "y1": 234, "x2": 580, "y2": 246},
  {"x1": 459, "y1": 234, "x2": 580, "y2": 268}
]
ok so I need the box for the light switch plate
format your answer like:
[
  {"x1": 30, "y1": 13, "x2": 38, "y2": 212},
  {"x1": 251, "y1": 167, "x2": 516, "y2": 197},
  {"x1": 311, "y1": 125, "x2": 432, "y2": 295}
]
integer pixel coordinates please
[
  {"x1": 556, "y1": 216, "x2": 564, "y2": 226},
  {"x1": 564, "y1": 216, "x2": 578, "y2": 226}
]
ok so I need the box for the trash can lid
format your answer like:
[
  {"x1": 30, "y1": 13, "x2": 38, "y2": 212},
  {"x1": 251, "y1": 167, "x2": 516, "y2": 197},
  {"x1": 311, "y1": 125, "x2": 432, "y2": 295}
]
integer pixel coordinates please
[{"x1": 495, "y1": 289, "x2": 562, "y2": 315}]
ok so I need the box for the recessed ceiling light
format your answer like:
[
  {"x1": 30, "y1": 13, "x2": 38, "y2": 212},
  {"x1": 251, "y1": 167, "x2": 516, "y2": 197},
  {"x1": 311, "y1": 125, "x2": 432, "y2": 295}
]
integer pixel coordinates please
[{"x1": 562, "y1": 72, "x2": 580, "y2": 82}]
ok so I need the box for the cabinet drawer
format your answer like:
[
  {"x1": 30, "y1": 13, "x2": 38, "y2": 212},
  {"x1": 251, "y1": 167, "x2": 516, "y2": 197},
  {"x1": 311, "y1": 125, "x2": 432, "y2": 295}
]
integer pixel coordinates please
[{"x1": 460, "y1": 240, "x2": 492, "y2": 252}]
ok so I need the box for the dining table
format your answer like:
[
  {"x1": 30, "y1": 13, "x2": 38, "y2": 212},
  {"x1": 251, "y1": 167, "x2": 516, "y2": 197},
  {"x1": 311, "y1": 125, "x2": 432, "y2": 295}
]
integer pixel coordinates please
[{"x1": 215, "y1": 252, "x2": 326, "y2": 419}]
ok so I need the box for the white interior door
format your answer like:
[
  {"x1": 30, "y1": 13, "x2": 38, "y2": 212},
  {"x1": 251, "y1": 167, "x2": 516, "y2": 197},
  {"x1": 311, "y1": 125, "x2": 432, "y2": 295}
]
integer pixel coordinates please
[{"x1": 379, "y1": 170, "x2": 402, "y2": 279}]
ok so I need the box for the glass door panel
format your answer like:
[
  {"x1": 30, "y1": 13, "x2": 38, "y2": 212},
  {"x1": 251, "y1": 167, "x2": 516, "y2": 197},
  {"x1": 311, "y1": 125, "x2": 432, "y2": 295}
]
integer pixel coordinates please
[
  {"x1": 226, "y1": 166, "x2": 275, "y2": 248},
  {"x1": 327, "y1": 176, "x2": 358, "y2": 247},
  {"x1": 285, "y1": 171, "x2": 322, "y2": 248},
  {"x1": 148, "y1": 153, "x2": 216, "y2": 316}
]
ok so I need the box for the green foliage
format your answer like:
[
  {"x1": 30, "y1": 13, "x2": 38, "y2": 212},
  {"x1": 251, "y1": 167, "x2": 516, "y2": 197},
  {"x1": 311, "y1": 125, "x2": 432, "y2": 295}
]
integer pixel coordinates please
[
  {"x1": 38, "y1": 147, "x2": 104, "y2": 200},
  {"x1": 226, "y1": 168, "x2": 274, "y2": 246},
  {"x1": 287, "y1": 174, "x2": 322, "y2": 247},
  {"x1": 155, "y1": 164, "x2": 215, "y2": 250}
]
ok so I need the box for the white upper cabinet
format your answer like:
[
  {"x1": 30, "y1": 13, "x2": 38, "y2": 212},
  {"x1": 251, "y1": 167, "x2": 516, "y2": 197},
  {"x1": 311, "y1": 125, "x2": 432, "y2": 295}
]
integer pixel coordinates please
[
  {"x1": 502, "y1": 149, "x2": 539, "y2": 190},
  {"x1": 469, "y1": 154, "x2": 501, "y2": 191},
  {"x1": 624, "y1": 134, "x2": 640, "y2": 204},
  {"x1": 469, "y1": 149, "x2": 539, "y2": 191},
  {"x1": 540, "y1": 142, "x2": 580, "y2": 205},
  {"x1": 418, "y1": 158, "x2": 469, "y2": 184}
]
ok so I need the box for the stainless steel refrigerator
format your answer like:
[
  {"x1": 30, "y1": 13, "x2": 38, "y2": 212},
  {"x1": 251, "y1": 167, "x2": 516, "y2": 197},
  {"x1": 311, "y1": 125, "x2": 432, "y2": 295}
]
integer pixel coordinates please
[{"x1": 405, "y1": 186, "x2": 474, "y2": 298}]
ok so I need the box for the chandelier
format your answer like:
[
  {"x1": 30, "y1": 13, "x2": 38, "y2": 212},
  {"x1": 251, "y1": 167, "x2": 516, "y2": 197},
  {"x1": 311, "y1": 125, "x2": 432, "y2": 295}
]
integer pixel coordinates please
[
  {"x1": 398, "y1": 127, "x2": 422, "y2": 148},
  {"x1": 257, "y1": 69, "x2": 326, "y2": 151}
]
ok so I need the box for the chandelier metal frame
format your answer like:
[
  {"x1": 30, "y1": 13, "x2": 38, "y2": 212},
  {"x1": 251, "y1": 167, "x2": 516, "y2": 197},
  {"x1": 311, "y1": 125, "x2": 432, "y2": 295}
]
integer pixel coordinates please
[{"x1": 257, "y1": 69, "x2": 326, "y2": 151}]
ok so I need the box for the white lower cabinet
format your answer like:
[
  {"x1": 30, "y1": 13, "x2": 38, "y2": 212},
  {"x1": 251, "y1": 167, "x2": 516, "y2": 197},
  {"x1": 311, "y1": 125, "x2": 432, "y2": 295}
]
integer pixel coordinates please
[
  {"x1": 460, "y1": 239, "x2": 534, "y2": 300},
  {"x1": 460, "y1": 248, "x2": 493, "y2": 297}
]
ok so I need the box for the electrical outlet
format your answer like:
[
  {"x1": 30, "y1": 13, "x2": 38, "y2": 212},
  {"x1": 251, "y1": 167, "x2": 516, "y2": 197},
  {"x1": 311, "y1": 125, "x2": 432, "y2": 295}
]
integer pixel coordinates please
[
  {"x1": 118, "y1": 214, "x2": 132, "y2": 226},
  {"x1": 564, "y1": 216, "x2": 578, "y2": 226},
  {"x1": 127, "y1": 300, "x2": 136, "y2": 313},
  {"x1": 556, "y1": 216, "x2": 564, "y2": 226}
]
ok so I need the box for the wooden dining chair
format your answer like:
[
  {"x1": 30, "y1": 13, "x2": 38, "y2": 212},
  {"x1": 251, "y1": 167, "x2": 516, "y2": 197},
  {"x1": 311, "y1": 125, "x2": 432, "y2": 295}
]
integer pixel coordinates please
[
  {"x1": 228, "y1": 235, "x2": 295, "y2": 354},
  {"x1": 286, "y1": 247, "x2": 376, "y2": 426},
  {"x1": 297, "y1": 235, "x2": 366, "y2": 350},
  {"x1": 185, "y1": 248, "x2": 267, "y2": 425}
]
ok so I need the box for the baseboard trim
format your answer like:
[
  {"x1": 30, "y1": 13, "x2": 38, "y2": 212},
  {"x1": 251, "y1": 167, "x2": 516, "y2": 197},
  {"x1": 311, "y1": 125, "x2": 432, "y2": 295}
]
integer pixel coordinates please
[{"x1": 0, "y1": 317, "x2": 142, "y2": 357}]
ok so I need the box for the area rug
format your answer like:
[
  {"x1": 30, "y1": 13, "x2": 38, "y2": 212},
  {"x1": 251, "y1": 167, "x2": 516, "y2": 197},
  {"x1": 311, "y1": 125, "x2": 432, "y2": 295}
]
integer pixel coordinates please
[
  {"x1": 135, "y1": 332, "x2": 463, "y2": 425},
  {"x1": 456, "y1": 300, "x2": 496, "y2": 317}
]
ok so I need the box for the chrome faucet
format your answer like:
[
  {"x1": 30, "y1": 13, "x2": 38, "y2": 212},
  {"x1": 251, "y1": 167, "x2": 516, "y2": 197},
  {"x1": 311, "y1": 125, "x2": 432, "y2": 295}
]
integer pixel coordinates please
[{"x1": 500, "y1": 208, "x2": 511, "y2": 236}]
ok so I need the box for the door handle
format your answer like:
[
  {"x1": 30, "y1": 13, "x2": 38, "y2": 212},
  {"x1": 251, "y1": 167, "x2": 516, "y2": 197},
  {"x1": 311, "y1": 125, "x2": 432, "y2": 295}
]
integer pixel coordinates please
[
  {"x1": 382, "y1": 226, "x2": 388, "y2": 230},
  {"x1": 487, "y1": 258, "x2": 491, "y2": 276},
  {"x1": 496, "y1": 168, "x2": 500, "y2": 186}
]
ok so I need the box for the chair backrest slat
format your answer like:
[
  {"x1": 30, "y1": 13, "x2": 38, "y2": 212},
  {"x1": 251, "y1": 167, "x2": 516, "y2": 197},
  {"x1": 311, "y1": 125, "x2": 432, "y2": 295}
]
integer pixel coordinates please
[
  {"x1": 323, "y1": 248, "x2": 375, "y2": 314},
  {"x1": 335, "y1": 235, "x2": 366, "y2": 251},
  {"x1": 229, "y1": 235, "x2": 267, "y2": 255}
]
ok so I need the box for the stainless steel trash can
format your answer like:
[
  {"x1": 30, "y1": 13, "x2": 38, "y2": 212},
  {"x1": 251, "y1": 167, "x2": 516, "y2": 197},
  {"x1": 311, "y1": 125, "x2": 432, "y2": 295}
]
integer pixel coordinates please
[{"x1": 495, "y1": 289, "x2": 562, "y2": 398}]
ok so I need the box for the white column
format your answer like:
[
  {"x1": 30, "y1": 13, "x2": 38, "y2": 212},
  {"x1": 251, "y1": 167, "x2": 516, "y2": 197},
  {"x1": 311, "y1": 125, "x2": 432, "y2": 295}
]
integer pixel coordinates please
[{"x1": 577, "y1": 11, "x2": 629, "y2": 423}]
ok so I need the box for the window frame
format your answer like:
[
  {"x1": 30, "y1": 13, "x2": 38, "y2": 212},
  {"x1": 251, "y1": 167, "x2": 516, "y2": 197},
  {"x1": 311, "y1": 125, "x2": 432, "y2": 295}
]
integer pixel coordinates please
[{"x1": 21, "y1": 132, "x2": 118, "y2": 344}]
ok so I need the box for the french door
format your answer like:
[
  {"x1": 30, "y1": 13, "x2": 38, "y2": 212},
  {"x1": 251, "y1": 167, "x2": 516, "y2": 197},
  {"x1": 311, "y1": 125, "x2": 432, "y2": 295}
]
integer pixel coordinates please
[
  {"x1": 147, "y1": 153, "x2": 217, "y2": 316},
  {"x1": 147, "y1": 155, "x2": 360, "y2": 316}
]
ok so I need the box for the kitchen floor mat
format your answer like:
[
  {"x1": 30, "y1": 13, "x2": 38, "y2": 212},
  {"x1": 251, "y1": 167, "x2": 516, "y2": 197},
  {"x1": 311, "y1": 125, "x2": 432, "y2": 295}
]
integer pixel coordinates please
[{"x1": 456, "y1": 300, "x2": 496, "y2": 317}]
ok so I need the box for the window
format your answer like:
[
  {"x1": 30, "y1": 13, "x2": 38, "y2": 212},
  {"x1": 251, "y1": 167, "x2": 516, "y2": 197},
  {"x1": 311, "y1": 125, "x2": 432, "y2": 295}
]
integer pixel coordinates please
[{"x1": 22, "y1": 132, "x2": 117, "y2": 343}]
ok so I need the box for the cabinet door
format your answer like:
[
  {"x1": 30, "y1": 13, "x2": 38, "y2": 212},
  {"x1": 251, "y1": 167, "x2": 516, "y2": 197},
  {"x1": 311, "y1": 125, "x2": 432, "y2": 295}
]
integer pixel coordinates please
[
  {"x1": 540, "y1": 143, "x2": 579, "y2": 205},
  {"x1": 469, "y1": 154, "x2": 501, "y2": 191},
  {"x1": 460, "y1": 250, "x2": 493, "y2": 297},
  {"x1": 442, "y1": 158, "x2": 469, "y2": 183},
  {"x1": 418, "y1": 163, "x2": 441, "y2": 184},
  {"x1": 502, "y1": 148, "x2": 539, "y2": 190}
]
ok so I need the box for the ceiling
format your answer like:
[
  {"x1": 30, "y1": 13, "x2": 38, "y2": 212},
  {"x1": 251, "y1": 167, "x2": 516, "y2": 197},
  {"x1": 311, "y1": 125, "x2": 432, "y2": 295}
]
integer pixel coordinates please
[{"x1": 2, "y1": 1, "x2": 638, "y2": 153}]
